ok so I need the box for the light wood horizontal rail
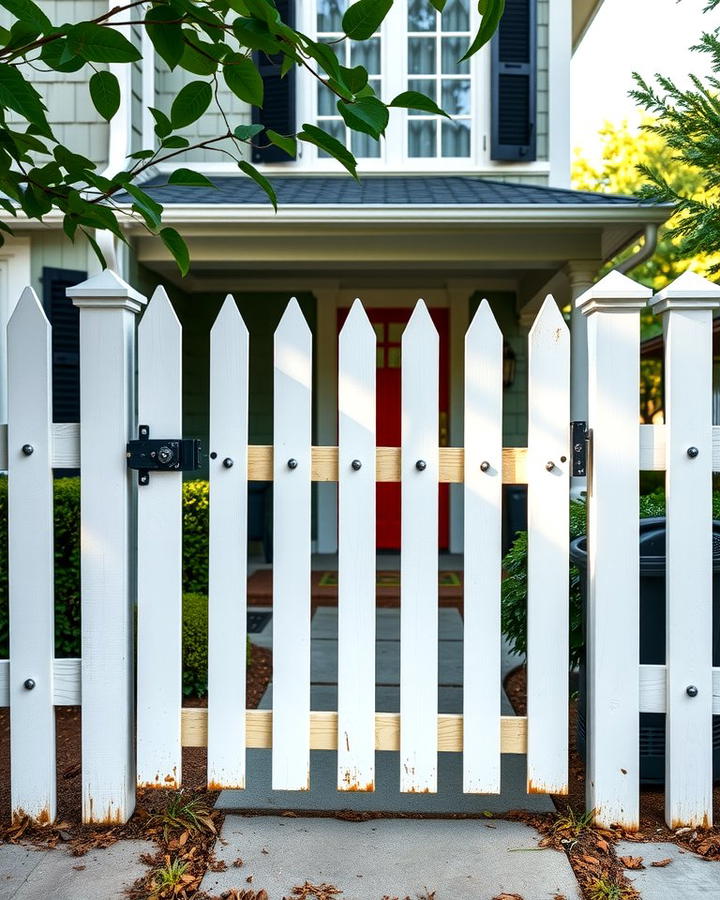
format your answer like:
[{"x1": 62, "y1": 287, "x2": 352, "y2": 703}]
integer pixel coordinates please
[
  {"x1": 248, "y1": 445, "x2": 528, "y2": 484},
  {"x1": 180, "y1": 708, "x2": 528, "y2": 755}
]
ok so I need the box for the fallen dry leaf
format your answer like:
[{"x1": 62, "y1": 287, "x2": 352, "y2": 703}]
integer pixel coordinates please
[
  {"x1": 619, "y1": 856, "x2": 645, "y2": 870},
  {"x1": 492, "y1": 894, "x2": 524, "y2": 900},
  {"x1": 651, "y1": 858, "x2": 672, "y2": 868}
]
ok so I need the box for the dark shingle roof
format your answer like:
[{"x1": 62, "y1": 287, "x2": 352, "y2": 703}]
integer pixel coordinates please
[{"x1": 130, "y1": 174, "x2": 651, "y2": 207}]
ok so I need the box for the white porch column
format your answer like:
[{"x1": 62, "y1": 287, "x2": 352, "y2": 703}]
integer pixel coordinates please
[
  {"x1": 314, "y1": 286, "x2": 340, "y2": 553},
  {"x1": 567, "y1": 260, "x2": 599, "y2": 496}
]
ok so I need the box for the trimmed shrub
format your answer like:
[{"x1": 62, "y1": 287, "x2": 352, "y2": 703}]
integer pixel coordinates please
[
  {"x1": 182, "y1": 592, "x2": 252, "y2": 698},
  {"x1": 501, "y1": 490, "x2": 720, "y2": 670},
  {"x1": 0, "y1": 477, "x2": 211, "y2": 660}
]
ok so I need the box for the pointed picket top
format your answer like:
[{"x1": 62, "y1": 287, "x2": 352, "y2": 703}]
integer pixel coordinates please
[
  {"x1": 403, "y1": 298, "x2": 437, "y2": 344},
  {"x1": 576, "y1": 269, "x2": 652, "y2": 315},
  {"x1": 651, "y1": 269, "x2": 720, "y2": 314},
  {"x1": 529, "y1": 294, "x2": 568, "y2": 341},
  {"x1": 276, "y1": 296, "x2": 310, "y2": 336},
  {"x1": 467, "y1": 297, "x2": 501, "y2": 342},
  {"x1": 8, "y1": 285, "x2": 50, "y2": 336},
  {"x1": 212, "y1": 294, "x2": 249, "y2": 337},
  {"x1": 140, "y1": 285, "x2": 181, "y2": 333},
  {"x1": 65, "y1": 268, "x2": 147, "y2": 310},
  {"x1": 340, "y1": 297, "x2": 374, "y2": 340}
]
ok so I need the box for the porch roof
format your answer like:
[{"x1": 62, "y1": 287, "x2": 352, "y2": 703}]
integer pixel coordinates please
[{"x1": 133, "y1": 174, "x2": 654, "y2": 210}]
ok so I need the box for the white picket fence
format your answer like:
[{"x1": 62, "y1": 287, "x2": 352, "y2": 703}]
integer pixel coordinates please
[{"x1": 0, "y1": 267, "x2": 719, "y2": 831}]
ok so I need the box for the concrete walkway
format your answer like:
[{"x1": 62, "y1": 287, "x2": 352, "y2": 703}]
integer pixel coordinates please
[
  {"x1": 221, "y1": 606, "x2": 552, "y2": 815},
  {"x1": 615, "y1": 840, "x2": 720, "y2": 899},
  {"x1": 200, "y1": 816, "x2": 582, "y2": 900}
]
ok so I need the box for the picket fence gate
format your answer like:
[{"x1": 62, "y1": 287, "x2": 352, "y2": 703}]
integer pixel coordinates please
[{"x1": 1, "y1": 267, "x2": 719, "y2": 832}]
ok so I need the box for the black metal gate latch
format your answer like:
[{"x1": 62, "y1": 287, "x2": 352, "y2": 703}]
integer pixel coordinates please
[
  {"x1": 571, "y1": 421, "x2": 589, "y2": 478},
  {"x1": 126, "y1": 425, "x2": 201, "y2": 485}
]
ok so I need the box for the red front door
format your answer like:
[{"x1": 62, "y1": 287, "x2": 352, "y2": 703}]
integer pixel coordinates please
[{"x1": 338, "y1": 307, "x2": 450, "y2": 550}]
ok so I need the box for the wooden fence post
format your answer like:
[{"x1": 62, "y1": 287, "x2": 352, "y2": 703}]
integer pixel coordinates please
[
  {"x1": 650, "y1": 270, "x2": 720, "y2": 828},
  {"x1": 68, "y1": 271, "x2": 146, "y2": 824},
  {"x1": 577, "y1": 271, "x2": 652, "y2": 829},
  {"x1": 8, "y1": 288, "x2": 55, "y2": 821}
]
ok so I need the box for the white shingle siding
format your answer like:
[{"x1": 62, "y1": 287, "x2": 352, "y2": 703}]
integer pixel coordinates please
[{"x1": 537, "y1": 0, "x2": 549, "y2": 162}]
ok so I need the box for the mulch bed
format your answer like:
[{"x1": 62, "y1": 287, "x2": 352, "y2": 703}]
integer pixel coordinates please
[{"x1": 505, "y1": 663, "x2": 720, "y2": 898}]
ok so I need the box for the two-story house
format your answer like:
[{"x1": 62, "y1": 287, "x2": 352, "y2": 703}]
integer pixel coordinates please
[{"x1": 0, "y1": 0, "x2": 668, "y2": 553}]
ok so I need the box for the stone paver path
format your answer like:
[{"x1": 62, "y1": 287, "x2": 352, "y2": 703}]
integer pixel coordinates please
[
  {"x1": 200, "y1": 816, "x2": 582, "y2": 900},
  {"x1": 616, "y1": 839, "x2": 720, "y2": 899}
]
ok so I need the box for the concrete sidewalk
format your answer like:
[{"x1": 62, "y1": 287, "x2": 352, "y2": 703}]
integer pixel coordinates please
[{"x1": 200, "y1": 816, "x2": 582, "y2": 900}]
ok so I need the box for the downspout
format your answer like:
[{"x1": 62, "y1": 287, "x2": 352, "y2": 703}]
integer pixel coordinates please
[{"x1": 614, "y1": 223, "x2": 659, "y2": 275}]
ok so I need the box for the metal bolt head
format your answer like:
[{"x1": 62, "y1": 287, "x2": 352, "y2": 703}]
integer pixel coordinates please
[
  {"x1": 415, "y1": 459, "x2": 427, "y2": 471},
  {"x1": 686, "y1": 685, "x2": 699, "y2": 698},
  {"x1": 351, "y1": 459, "x2": 362, "y2": 471},
  {"x1": 222, "y1": 457, "x2": 234, "y2": 469},
  {"x1": 480, "y1": 461, "x2": 490, "y2": 472},
  {"x1": 687, "y1": 446, "x2": 699, "y2": 459},
  {"x1": 23, "y1": 678, "x2": 35, "y2": 690},
  {"x1": 287, "y1": 458, "x2": 298, "y2": 470},
  {"x1": 210, "y1": 451, "x2": 218, "y2": 460},
  {"x1": 545, "y1": 460, "x2": 556, "y2": 472},
  {"x1": 21, "y1": 444, "x2": 34, "y2": 456}
]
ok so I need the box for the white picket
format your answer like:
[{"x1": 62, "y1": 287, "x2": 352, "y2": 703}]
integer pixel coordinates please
[
  {"x1": 7, "y1": 287, "x2": 55, "y2": 820},
  {"x1": 136, "y1": 287, "x2": 183, "y2": 789},
  {"x1": 337, "y1": 299, "x2": 376, "y2": 791},
  {"x1": 463, "y1": 299, "x2": 503, "y2": 794},
  {"x1": 208, "y1": 296, "x2": 249, "y2": 789},
  {"x1": 526, "y1": 295, "x2": 570, "y2": 795},
  {"x1": 272, "y1": 298, "x2": 312, "y2": 790},
  {"x1": 579, "y1": 270, "x2": 652, "y2": 829},
  {"x1": 651, "y1": 271, "x2": 720, "y2": 828},
  {"x1": 400, "y1": 300, "x2": 439, "y2": 793},
  {"x1": 68, "y1": 270, "x2": 146, "y2": 823}
]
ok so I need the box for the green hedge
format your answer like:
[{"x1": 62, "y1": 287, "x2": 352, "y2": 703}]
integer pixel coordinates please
[
  {"x1": 0, "y1": 477, "x2": 212, "y2": 659},
  {"x1": 501, "y1": 490, "x2": 720, "y2": 670}
]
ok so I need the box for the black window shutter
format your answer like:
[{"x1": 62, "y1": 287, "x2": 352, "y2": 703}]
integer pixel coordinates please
[
  {"x1": 42, "y1": 267, "x2": 86, "y2": 425},
  {"x1": 491, "y1": 0, "x2": 537, "y2": 162},
  {"x1": 251, "y1": 0, "x2": 296, "y2": 163}
]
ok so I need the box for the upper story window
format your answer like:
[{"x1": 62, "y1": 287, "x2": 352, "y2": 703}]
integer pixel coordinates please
[{"x1": 407, "y1": 0, "x2": 472, "y2": 158}]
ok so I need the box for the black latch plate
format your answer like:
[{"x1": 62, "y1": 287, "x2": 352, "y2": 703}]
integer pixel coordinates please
[
  {"x1": 127, "y1": 425, "x2": 201, "y2": 485},
  {"x1": 571, "y1": 421, "x2": 588, "y2": 477}
]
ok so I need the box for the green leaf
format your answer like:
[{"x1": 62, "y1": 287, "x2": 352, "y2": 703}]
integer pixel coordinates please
[
  {"x1": 266, "y1": 129, "x2": 296, "y2": 158},
  {"x1": 89, "y1": 70, "x2": 120, "y2": 121},
  {"x1": 232, "y1": 17, "x2": 281, "y2": 54},
  {"x1": 124, "y1": 183, "x2": 163, "y2": 229},
  {"x1": 0, "y1": 65, "x2": 50, "y2": 134},
  {"x1": 304, "y1": 40, "x2": 341, "y2": 80},
  {"x1": 340, "y1": 65, "x2": 369, "y2": 94},
  {"x1": 179, "y1": 29, "x2": 222, "y2": 76},
  {"x1": 223, "y1": 53, "x2": 264, "y2": 106},
  {"x1": 389, "y1": 90, "x2": 450, "y2": 118},
  {"x1": 170, "y1": 80, "x2": 213, "y2": 129},
  {"x1": 160, "y1": 135, "x2": 190, "y2": 149},
  {"x1": 128, "y1": 148, "x2": 156, "y2": 160},
  {"x1": 146, "y1": 5, "x2": 185, "y2": 69},
  {"x1": 2, "y1": 0, "x2": 51, "y2": 33},
  {"x1": 80, "y1": 227, "x2": 108, "y2": 269},
  {"x1": 342, "y1": 0, "x2": 392, "y2": 40},
  {"x1": 337, "y1": 96, "x2": 388, "y2": 139},
  {"x1": 39, "y1": 38, "x2": 86, "y2": 73},
  {"x1": 149, "y1": 107, "x2": 173, "y2": 139},
  {"x1": 234, "y1": 123, "x2": 264, "y2": 139},
  {"x1": 167, "y1": 168, "x2": 216, "y2": 187},
  {"x1": 297, "y1": 123, "x2": 358, "y2": 178},
  {"x1": 160, "y1": 226, "x2": 190, "y2": 276},
  {"x1": 462, "y1": 0, "x2": 505, "y2": 60},
  {"x1": 67, "y1": 23, "x2": 142, "y2": 63},
  {"x1": 238, "y1": 160, "x2": 277, "y2": 210},
  {"x1": 54, "y1": 145, "x2": 96, "y2": 174},
  {"x1": 430, "y1": 0, "x2": 447, "y2": 10}
]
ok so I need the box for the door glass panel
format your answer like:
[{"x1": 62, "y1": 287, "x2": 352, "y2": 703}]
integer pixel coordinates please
[
  {"x1": 387, "y1": 347, "x2": 401, "y2": 368},
  {"x1": 408, "y1": 79, "x2": 436, "y2": 111},
  {"x1": 373, "y1": 323, "x2": 384, "y2": 341},
  {"x1": 317, "y1": 0, "x2": 346, "y2": 31},
  {"x1": 351, "y1": 37, "x2": 381, "y2": 74},
  {"x1": 408, "y1": 37, "x2": 436, "y2": 74},
  {"x1": 442, "y1": 79, "x2": 471, "y2": 115},
  {"x1": 408, "y1": 119, "x2": 436, "y2": 157},
  {"x1": 442, "y1": 119, "x2": 471, "y2": 157},
  {"x1": 352, "y1": 129, "x2": 381, "y2": 158},
  {"x1": 376, "y1": 347, "x2": 385, "y2": 367},
  {"x1": 441, "y1": 37, "x2": 470, "y2": 73},
  {"x1": 387, "y1": 323, "x2": 404, "y2": 342},
  {"x1": 316, "y1": 119, "x2": 346, "y2": 157}
]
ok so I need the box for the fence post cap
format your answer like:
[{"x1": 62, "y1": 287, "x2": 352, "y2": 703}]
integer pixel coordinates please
[
  {"x1": 575, "y1": 270, "x2": 653, "y2": 315},
  {"x1": 66, "y1": 270, "x2": 147, "y2": 313},
  {"x1": 650, "y1": 270, "x2": 720, "y2": 314}
]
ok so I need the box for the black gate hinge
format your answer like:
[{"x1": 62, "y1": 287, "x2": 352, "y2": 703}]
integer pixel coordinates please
[
  {"x1": 127, "y1": 425, "x2": 201, "y2": 485},
  {"x1": 571, "y1": 421, "x2": 589, "y2": 478}
]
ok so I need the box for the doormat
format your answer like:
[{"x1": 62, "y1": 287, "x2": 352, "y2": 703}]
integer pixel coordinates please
[
  {"x1": 247, "y1": 610, "x2": 272, "y2": 633},
  {"x1": 317, "y1": 571, "x2": 461, "y2": 588}
]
